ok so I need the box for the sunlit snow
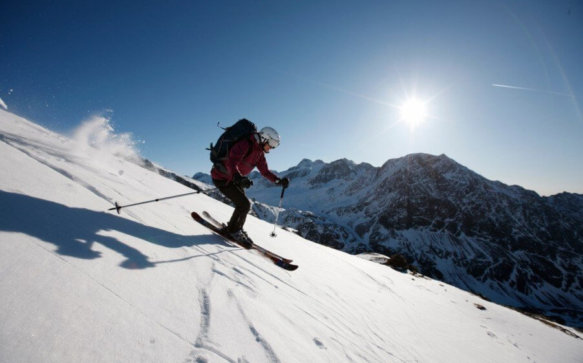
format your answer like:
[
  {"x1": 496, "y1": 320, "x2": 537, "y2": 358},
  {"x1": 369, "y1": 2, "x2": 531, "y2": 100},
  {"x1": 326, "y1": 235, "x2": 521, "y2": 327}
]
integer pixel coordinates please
[{"x1": 1, "y1": 109, "x2": 581, "y2": 362}]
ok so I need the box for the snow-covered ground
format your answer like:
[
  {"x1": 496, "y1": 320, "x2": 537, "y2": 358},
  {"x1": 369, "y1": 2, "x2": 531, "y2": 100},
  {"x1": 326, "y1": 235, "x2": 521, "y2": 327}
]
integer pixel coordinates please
[{"x1": 1, "y1": 109, "x2": 582, "y2": 362}]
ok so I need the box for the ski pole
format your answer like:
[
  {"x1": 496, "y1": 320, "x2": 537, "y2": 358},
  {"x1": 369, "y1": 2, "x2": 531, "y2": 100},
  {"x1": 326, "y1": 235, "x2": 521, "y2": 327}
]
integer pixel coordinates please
[
  {"x1": 270, "y1": 186, "x2": 287, "y2": 237},
  {"x1": 108, "y1": 187, "x2": 217, "y2": 214}
]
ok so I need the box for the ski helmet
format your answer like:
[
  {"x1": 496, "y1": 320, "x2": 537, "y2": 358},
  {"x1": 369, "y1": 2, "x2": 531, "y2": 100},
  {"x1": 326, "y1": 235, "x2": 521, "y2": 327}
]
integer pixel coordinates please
[{"x1": 259, "y1": 127, "x2": 280, "y2": 148}]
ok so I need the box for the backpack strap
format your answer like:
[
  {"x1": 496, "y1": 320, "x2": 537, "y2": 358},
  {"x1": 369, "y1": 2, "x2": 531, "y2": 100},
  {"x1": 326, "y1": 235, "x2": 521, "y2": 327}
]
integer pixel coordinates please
[{"x1": 212, "y1": 134, "x2": 256, "y2": 176}]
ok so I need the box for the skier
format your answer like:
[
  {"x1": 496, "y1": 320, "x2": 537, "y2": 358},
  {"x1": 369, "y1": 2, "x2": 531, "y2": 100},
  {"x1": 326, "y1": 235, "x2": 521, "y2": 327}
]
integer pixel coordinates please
[{"x1": 211, "y1": 125, "x2": 289, "y2": 247}]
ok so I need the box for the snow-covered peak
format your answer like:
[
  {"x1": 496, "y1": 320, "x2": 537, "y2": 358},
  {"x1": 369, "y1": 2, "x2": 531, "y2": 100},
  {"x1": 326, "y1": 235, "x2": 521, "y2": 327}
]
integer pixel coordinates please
[{"x1": 296, "y1": 158, "x2": 324, "y2": 169}]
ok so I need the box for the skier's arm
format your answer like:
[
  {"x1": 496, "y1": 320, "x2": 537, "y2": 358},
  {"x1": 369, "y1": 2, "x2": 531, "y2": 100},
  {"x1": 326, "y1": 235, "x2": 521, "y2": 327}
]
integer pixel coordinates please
[{"x1": 256, "y1": 153, "x2": 278, "y2": 183}]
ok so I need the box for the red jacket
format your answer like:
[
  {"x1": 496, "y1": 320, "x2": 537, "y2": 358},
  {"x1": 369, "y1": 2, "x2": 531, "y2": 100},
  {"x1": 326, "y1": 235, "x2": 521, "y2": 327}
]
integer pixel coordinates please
[{"x1": 211, "y1": 134, "x2": 278, "y2": 184}]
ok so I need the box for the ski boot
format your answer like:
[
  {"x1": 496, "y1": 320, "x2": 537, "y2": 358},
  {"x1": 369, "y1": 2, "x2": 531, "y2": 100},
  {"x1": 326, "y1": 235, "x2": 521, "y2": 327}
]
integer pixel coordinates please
[{"x1": 229, "y1": 229, "x2": 253, "y2": 249}]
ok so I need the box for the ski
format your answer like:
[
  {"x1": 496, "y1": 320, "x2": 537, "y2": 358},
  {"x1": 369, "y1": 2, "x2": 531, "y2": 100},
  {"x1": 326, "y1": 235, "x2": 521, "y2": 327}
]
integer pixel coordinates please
[
  {"x1": 202, "y1": 211, "x2": 293, "y2": 264},
  {"x1": 191, "y1": 212, "x2": 298, "y2": 271}
]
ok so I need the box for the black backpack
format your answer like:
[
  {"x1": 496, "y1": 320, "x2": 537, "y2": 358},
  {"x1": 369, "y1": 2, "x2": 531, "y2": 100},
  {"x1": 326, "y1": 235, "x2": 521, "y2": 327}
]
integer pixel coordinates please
[{"x1": 209, "y1": 119, "x2": 257, "y2": 166}]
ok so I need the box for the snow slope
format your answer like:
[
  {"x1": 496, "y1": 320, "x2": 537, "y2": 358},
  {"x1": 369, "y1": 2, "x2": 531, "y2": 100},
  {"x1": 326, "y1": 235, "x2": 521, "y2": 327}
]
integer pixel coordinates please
[{"x1": 1, "y1": 109, "x2": 582, "y2": 362}]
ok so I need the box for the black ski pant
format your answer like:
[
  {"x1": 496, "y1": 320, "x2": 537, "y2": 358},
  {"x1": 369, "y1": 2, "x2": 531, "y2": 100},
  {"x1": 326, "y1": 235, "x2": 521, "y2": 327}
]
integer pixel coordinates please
[{"x1": 212, "y1": 179, "x2": 251, "y2": 232}]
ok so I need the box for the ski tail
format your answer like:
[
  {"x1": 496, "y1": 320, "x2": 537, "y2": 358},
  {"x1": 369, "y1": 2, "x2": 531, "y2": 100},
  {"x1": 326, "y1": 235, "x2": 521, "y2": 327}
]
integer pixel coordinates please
[{"x1": 202, "y1": 211, "x2": 224, "y2": 229}]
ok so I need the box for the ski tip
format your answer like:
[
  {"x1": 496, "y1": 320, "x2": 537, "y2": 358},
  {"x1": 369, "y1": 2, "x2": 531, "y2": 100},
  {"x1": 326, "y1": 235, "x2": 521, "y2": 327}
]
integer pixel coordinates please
[
  {"x1": 191, "y1": 211, "x2": 201, "y2": 220},
  {"x1": 275, "y1": 259, "x2": 299, "y2": 271}
]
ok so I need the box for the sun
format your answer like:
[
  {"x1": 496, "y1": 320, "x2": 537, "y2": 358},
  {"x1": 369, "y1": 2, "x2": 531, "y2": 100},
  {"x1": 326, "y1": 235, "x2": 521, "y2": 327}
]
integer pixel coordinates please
[{"x1": 399, "y1": 97, "x2": 428, "y2": 129}]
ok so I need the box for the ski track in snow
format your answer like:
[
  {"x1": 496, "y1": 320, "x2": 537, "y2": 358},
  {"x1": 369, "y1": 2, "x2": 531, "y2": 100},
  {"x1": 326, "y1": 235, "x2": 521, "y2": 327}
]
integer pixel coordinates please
[
  {"x1": 228, "y1": 289, "x2": 281, "y2": 363},
  {"x1": 192, "y1": 283, "x2": 281, "y2": 362},
  {"x1": 212, "y1": 266, "x2": 255, "y2": 292},
  {"x1": 191, "y1": 287, "x2": 238, "y2": 363},
  {"x1": 189, "y1": 257, "x2": 236, "y2": 363}
]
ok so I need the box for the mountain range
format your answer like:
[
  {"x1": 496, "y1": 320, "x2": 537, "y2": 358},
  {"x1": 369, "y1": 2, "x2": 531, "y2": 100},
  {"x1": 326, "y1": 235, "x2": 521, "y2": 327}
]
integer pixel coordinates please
[{"x1": 193, "y1": 154, "x2": 583, "y2": 329}]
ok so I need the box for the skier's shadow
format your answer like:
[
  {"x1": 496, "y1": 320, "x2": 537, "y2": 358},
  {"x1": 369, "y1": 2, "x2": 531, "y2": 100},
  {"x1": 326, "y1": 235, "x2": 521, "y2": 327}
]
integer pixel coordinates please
[{"x1": 0, "y1": 190, "x2": 221, "y2": 269}]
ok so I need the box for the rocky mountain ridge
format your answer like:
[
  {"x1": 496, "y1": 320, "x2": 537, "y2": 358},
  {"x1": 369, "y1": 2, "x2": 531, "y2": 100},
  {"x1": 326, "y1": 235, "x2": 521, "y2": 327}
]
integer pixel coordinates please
[{"x1": 193, "y1": 153, "x2": 583, "y2": 328}]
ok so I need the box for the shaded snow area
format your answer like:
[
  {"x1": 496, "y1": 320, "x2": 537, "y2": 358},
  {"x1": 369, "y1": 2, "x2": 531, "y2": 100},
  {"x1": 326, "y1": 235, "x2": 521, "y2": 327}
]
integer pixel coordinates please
[{"x1": 1, "y1": 108, "x2": 582, "y2": 362}]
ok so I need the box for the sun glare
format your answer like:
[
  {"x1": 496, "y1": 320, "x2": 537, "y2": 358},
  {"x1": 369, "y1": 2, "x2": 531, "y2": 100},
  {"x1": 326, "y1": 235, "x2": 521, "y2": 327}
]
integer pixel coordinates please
[{"x1": 399, "y1": 98, "x2": 427, "y2": 129}]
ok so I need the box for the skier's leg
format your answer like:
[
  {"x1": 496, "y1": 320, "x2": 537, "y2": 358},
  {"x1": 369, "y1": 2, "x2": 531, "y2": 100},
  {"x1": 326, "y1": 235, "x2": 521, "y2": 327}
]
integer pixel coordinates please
[{"x1": 213, "y1": 180, "x2": 250, "y2": 232}]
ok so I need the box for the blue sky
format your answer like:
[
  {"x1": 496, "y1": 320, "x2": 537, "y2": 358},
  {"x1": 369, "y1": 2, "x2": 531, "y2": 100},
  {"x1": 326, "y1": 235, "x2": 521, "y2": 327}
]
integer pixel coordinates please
[{"x1": 1, "y1": 0, "x2": 582, "y2": 195}]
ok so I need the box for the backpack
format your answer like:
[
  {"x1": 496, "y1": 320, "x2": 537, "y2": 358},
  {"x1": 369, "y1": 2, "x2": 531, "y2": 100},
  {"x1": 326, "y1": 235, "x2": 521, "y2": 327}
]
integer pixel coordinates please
[{"x1": 209, "y1": 119, "x2": 257, "y2": 166}]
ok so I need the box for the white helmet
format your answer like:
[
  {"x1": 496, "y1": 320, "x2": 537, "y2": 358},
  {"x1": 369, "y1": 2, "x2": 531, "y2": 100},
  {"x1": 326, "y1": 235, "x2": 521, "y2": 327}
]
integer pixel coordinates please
[{"x1": 259, "y1": 127, "x2": 280, "y2": 149}]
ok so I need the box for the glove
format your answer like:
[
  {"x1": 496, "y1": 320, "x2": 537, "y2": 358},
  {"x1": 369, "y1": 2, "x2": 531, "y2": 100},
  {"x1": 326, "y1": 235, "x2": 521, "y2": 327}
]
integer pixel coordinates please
[
  {"x1": 239, "y1": 177, "x2": 253, "y2": 189},
  {"x1": 275, "y1": 177, "x2": 290, "y2": 189},
  {"x1": 233, "y1": 173, "x2": 253, "y2": 189}
]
